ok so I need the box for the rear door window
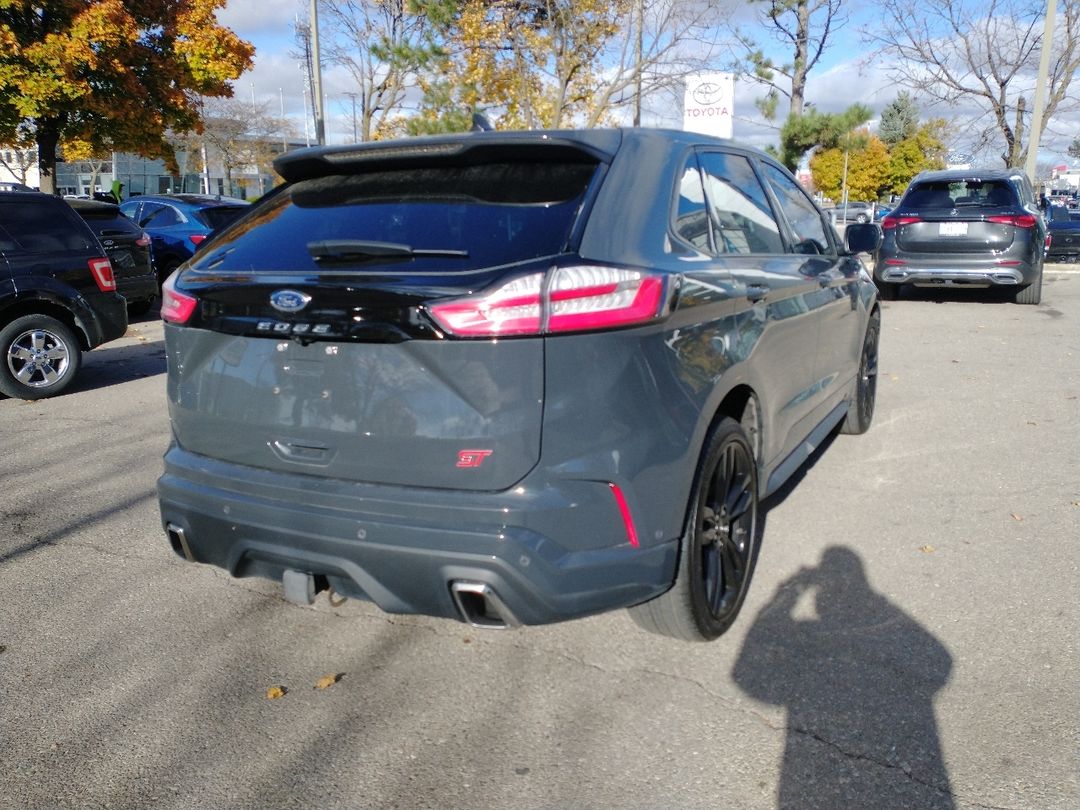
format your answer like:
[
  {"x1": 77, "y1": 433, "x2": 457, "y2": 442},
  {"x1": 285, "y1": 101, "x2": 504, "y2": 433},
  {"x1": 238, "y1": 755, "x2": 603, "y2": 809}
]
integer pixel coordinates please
[
  {"x1": 195, "y1": 161, "x2": 599, "y2": 274},
  {"x1": 760, "y1": 164, "x2": 835, "y2": 255},
  {"x1": 698, "y1": 152, "x2": 784, "y2": 254}
]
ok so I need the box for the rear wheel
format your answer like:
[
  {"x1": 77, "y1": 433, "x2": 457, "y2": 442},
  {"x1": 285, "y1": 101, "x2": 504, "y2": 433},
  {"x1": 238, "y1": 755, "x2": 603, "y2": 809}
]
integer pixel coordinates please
[
  {"x1": 1014, "y1": 271, "x2": 1042, "y2": 305},
  {"x1": 629, "y1": 418, "x2": 759, "y2": 641},
  {"x1": 841, "y1": 310, "x2": 880, "y2": 435},
  {"x1": 0, "y1": 315, "x2": 82, "y2": 400}
]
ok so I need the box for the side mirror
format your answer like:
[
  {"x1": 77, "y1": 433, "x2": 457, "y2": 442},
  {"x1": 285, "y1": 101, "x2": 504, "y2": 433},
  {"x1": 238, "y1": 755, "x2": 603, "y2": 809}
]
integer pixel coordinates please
[{"x1": 844, "y1": 222, "x2": 882, "y2": 254}]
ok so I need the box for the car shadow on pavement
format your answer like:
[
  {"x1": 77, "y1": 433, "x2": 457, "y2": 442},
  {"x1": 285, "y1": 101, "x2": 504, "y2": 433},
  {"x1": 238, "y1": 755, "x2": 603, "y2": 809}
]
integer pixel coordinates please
[
  {"x1": 732, "y1": 545, "x2": 956, "y2": 809},
  {"x1": 69, "y1": 338, "x2": 167, "y2": 394}
]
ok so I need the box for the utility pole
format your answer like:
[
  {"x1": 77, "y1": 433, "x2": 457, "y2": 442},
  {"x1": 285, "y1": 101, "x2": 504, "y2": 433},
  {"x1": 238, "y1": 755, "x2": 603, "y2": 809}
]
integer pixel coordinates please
[
  {"x1": 1025, "y1": 0, "x2": 1057, "y2": 185},
  {"x1": 309, "y1": 0, "x2": 326, "y2": 145},
  {"x1": 343, "y1": 92, "x2": 359, "y2": 142},
  {"x1": 633, "y1": 0, "x2": 643, "y2": 126}
]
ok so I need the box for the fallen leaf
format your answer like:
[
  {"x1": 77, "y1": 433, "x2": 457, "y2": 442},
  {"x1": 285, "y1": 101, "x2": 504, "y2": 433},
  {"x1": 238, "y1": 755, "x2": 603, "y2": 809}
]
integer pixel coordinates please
[
  {"x1": 314, "y1": 673, "x2": 342, "y2": 690},
  {"x1": 1010, "y1": 513, "x2": 1023, "y2": 521},
  {"x1": 919, "y1": 545, "x2": 935, "y2": 554},
  {"x1": 951, "y1": 359, "x2": 960, "y2": 364},
  {"x1": 266, "y1": 686, "x2": 287, "y2": 700},
  {"x1": 1026, "y1": 421, "x2": 1038, "y2": 426},
  {"x1": 463, "y1": 637, "x2": 472, "y2": 644},
  {"x1": 0, "y1": 644, "x2": 6, "y2": 654}
]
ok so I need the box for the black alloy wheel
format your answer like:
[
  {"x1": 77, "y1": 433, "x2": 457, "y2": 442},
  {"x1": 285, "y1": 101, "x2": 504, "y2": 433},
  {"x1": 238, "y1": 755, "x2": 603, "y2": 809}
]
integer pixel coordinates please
[
  {"x1": 842, "y1": 310, "x2": 880, "y2": 435},
  {"x1": 629, "y1": 418, "x2": 760, "y2": 641}
]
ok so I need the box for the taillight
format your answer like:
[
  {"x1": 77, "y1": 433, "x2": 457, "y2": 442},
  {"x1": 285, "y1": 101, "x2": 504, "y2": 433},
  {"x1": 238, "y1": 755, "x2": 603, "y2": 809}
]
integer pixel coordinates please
[
  {"x1": 189, "y1": 234, "x2": 207, "y2": 248},
  {"x1": 88, "y1": 257, "x2": 116, "y2": 292},
  {"x1": 160, "y1": 271, "x2": 198, "y2": 324},
  {"x1": 881, "y1": 215, "x2": 921, "y2": 230},
  {"x1": 427, "y1": 265, "x2": 666, "y2": 338},
  {"x1": 135, "y1": 232, "x2": 151, "y2": 248},
  {"x1": 987, "y1": 214, "x2": 1037, "y2": 228}
]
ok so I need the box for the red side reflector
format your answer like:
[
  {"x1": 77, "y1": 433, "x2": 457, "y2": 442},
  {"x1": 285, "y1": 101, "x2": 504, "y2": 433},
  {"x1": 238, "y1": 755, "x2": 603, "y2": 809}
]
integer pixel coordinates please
[
  {"x1": 88, "y1": 257, "x2": 116, "y2": 292},
  {"x1": 189, "y1": 234, "x2": 207, "y2": 247},
  {"x1": 987, "y1": 214, "x2": 1037, "y2": 228},
  {"x1": 884, "y1": 259, "x2": 908, "y2": 266},
  {"x1": 608, "y1": 483, "x2": 640, "y2": 548},
  {"x1": 881, "y1": 215, "x2": 921, "y2": 230},
  {"x1": 160, "y1": 272, "x2": 198, "y2": 324}
]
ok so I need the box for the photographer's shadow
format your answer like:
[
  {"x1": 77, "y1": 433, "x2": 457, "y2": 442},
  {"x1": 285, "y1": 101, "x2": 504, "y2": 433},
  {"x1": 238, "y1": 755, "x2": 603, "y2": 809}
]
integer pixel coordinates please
[{"x1": 733, "y1": 546, "x2": 956, "y2": 809}]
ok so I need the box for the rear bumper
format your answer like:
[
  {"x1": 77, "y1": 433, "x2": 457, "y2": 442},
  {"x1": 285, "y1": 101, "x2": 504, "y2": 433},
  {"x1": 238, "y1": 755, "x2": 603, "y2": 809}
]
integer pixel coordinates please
[
  {"x1": 157, "y1": 446, "x2": 678, "y2": 626},
  {"x1": 874, "y1": 257, "x2": 1040, "y2": 287},
  {"x1": 116, "y1": 272, "x2": 158, "y2": 303}
]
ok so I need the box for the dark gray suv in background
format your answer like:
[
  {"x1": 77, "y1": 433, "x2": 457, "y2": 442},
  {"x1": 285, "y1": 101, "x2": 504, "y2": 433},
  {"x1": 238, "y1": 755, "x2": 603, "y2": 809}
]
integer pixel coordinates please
[
  {"x1": 156, "y1": 129, "x2": 881, "y2": 641},
  {"x1": 874, "y1": 168, "x2": 1047, "y2": 304}
]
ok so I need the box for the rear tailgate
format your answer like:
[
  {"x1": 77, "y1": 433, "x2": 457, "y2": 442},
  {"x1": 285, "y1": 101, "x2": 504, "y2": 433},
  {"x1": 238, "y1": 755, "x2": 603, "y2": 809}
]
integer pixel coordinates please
[
  {"x1": 895, "y1": 215, "x2": 1019, "y2": 254},
  {"x1": 165, "y1": 140, "x2": 610, "y2": 491}
]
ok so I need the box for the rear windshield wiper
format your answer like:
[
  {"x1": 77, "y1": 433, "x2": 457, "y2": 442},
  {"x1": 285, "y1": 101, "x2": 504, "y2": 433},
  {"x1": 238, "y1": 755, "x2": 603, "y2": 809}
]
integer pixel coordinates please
[{"x1": 307, "y1": 239, "x2": 469, "y2": 263}]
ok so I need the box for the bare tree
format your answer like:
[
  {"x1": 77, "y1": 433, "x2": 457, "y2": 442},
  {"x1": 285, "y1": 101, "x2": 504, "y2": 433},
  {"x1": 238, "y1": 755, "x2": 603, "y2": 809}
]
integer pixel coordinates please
[
  {"x1": 317, "y1": 0, "x2": 429, "y2": 141},
  {"x1": 867, "y1": 0, "x2": 1080, "y2": 168},
  {"x1": 0, "y1": 143, "x2": 37, "y2": 186},
  {"x1": 583, "y1": 0, "x2": 731, "y2": 126},
  {"x1": 736, "y1": 0, "x2": 848, "y2": 119}
]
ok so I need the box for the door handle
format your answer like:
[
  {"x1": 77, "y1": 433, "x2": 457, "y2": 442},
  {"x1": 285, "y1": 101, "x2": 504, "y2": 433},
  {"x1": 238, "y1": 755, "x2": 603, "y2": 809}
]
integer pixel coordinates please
[{"x1": 746, "y1": 283, "x2": 769, "y2": 302}]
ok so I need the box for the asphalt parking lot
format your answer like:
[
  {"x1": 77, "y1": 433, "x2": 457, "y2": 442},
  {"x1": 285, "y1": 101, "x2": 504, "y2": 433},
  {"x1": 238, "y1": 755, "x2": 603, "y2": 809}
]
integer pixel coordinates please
[{"x1": 1, "y1": 269, "x2": 1078, "y2": 810}]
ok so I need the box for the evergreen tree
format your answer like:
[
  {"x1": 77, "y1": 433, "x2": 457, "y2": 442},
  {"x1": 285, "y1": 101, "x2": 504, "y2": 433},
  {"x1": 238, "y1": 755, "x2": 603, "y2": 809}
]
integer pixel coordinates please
[{"x1": 878, "y1": 92, "x2": 920, "y2": 147}]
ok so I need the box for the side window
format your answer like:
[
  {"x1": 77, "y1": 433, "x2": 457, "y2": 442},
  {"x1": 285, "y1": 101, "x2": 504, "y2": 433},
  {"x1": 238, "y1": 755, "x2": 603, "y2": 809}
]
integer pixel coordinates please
[
  {"x1": 673, "y1": 155, "x2": 711, "y2": 251},
  {"x1": 0, "y1": 201, "x2": 93, "y2": 252},
  {"x1": 699, "y1": 152, "x2": 784, "y2": 254},
  {"x1": 143, "y1": 205, "x2": 182, "y2": 228},
  {"x1": 760, "y1": 163, "x2": 833, "y2": 255}
]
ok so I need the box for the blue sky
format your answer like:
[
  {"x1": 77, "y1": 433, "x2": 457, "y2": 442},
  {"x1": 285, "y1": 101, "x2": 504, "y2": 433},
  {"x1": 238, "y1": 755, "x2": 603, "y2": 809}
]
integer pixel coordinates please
[{"x1": 215, "y1": 0, "x2": 1076, "y2": 167}]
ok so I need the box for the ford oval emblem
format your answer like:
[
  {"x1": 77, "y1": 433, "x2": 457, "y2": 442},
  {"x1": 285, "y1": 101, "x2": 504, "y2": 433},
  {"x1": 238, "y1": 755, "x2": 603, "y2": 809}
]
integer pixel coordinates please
[{"x1": 270, "y1": 290, "x2": 311, "y2": 313}]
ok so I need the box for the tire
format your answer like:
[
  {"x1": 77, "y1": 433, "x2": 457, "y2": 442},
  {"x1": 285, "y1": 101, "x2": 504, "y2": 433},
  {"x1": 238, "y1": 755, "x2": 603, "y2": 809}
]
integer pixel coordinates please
[
  {"x1": 841, "y1": 310, "x2": 880, "y2": 435},
  {"x1": 876, "y1": 280, "x2": 899, "y2": 301},
  {"x1": 1014, "y1": 271, "x2": 1042, "y2": 305},
  {"x1": 0, "y1": 315, "x2": 82, "y2": 400},
  {"x1": 629, "y1": 418, "x2": 760, "y2": 641},
  {"x1": 856, "y1": 213, "x2": 869, "y2": 223}
]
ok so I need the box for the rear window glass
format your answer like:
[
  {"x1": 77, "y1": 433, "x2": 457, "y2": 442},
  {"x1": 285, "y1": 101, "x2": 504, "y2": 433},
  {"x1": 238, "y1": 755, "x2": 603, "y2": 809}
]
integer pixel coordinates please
[
  {"x1": 197, "y1": 206, "x2": 248, "y2": 230},
  {"x1": 0, "y1": 199, "x2": 96, "y2": 253},
  {"x1": 904, "y1": 180, "x2": 1017, "y2": 209},
  {"x1": 193, "y1": 161, "x2": 598, "y2": 273}
]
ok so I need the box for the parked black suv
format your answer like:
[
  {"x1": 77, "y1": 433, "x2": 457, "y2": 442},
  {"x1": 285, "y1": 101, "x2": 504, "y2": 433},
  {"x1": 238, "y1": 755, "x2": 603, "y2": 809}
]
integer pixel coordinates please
[
  {"x1": 0, "y1": 191, "x2": 128, "y2": 399},
  {"x1": 157, "y1": 129, "x2": 882, "y2": 640},
  {"x1": 67, "y1": 199, "x2": 158, "y2": 315}
]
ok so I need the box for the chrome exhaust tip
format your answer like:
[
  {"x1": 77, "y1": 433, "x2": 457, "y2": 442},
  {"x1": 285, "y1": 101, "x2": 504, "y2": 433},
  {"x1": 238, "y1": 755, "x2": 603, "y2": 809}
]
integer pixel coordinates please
[
  {"x1": 165, "y1": 523, "x2": 195, "y2": 562},
  {"x1": 450, "y1": 581, "x2": 521, "y2": 630}
]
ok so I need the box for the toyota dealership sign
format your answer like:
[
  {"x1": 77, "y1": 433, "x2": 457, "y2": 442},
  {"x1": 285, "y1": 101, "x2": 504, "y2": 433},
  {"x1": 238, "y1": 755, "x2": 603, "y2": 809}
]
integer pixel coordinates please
[{"x1": 683, "y1": 73, "x2": 734, "y2": 139}]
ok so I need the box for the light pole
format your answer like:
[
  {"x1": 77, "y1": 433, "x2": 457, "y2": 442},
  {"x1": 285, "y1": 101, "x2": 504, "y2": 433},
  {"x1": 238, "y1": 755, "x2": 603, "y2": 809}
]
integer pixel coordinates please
[{"x1": 1025, "y1": 0, "x2": 1057, "y2": 185}]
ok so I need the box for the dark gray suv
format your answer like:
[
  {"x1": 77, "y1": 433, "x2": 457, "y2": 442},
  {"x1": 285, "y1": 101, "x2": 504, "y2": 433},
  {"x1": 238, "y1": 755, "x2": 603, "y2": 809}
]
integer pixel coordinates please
[
  {"x1": 874, "y1": 168, "x2": 1047, "y2": 304},
  {"x1": 156, "y1": 129, "x2": 881, "y2": 641}
]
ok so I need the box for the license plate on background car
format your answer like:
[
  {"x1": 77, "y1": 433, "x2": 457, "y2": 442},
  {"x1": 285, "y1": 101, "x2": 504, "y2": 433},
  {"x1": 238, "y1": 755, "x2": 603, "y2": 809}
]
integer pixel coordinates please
[{"x1": 939, "y1": 222, "x2": 968, "y2": 236}]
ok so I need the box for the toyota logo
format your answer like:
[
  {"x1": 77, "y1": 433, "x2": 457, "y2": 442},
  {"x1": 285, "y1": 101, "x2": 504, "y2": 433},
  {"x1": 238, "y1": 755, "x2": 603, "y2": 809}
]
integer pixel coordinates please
[
  {"x1": 270, "y1": 290, "x2": 312, "y2": 313},
  {"x1": 692, "y1": 82, "x2": 725, "y2": 105}
]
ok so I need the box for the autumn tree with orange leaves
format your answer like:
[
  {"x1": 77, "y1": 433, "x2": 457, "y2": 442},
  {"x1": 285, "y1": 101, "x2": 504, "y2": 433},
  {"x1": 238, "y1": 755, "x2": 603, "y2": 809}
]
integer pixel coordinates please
[{"x1": 0, "y1": 0, "x2": 254, "y2": 193}]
